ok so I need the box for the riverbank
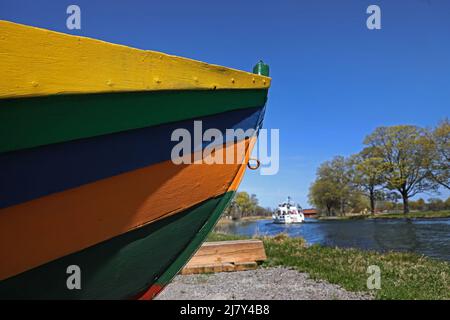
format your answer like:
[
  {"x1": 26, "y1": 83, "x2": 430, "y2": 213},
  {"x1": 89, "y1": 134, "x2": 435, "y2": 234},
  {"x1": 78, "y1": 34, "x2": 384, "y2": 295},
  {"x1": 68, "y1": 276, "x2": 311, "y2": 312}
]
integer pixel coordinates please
[
  {"x1": 206, "y1": 233, "x2": 450, "y2": 300},
  {"x1": 373, "y1": 210, "x2": 450, "y2": 219},
  {"x1": 239, "y1": 216, "x2": 272, "y2": 221},
  {"x1": 318, "y1": 210, "x2": 450, "y2": 221}
]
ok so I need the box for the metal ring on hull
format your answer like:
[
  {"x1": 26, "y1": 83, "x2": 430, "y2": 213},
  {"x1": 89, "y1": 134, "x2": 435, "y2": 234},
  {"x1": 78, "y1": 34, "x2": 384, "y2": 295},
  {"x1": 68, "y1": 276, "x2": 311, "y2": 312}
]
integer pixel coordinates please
[{"x1": 247, "y1": 158, "x2": 260, "y2": 170}]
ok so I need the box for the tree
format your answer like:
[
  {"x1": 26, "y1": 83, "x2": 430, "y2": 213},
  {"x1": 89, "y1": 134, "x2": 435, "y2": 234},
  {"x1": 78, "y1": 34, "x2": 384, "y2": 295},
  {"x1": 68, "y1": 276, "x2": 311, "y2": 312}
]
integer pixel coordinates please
[
  {"x1": 308, "y1": 179, "x2": 340, "y2": 215},
  {"x1": 445, "y1": 197, "x2": 450, "y2": 210},
  {"x1": 428, "y1": 118, "x2": 450, "y2": 189},
  {"x1": 385, "y1": 192, "x2": 402, "y2": 211},
  {"x1": 410, "y1": 198, "x2": 426, "y2": 211},
  {"x1": 226, "y1": 192, "x2": 268, "y2": 219},
  {"x1": 351, "y1": 147, "x2": 386, "y2": 214},
  {"x1": 377, "y1": 199, "x2": 395, "y2": 212},
  {"x1": 254, "y1": 206, "x2": 272, "y2": 217},
  {"x1": 234, "y1": 192, "x2": 257, "y2": 217},
  {"x1": 347, "y1": 191, "x2": 370, "y2": 214},
  {"x1": 427, "y1": 198, "x2": 445, "y2": 211},
  {"x1": 316, "y1": 156, "x2": 355, "y2": 215},
  {"x1": 364, "y1": 125, "x2": 438, "y2": 213},
  {"x1": 250, "y1": 194, "x2": 259, "y2": 215}
]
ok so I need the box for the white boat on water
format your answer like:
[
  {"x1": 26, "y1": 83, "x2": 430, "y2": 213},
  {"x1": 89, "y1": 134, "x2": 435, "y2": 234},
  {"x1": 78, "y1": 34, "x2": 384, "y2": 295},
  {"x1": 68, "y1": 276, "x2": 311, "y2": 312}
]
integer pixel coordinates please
[{"x1": 272, "y1": 197, "x2": 305, "y2": 224}]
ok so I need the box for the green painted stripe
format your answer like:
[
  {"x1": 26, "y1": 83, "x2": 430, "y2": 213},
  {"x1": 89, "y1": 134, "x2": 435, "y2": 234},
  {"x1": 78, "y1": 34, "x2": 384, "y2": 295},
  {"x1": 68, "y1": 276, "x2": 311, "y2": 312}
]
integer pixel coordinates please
[
  {"x1": 0, "y1": 89, "x2": 267, "y2": 153},
  {"x1": 0, "y1": 192, "x2": 233, "y2": 299}
]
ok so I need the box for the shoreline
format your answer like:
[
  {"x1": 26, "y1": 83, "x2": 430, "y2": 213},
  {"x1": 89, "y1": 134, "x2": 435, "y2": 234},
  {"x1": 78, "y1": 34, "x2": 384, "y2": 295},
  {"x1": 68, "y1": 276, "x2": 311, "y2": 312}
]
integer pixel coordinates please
[
  {"x1": 215, "y1": 216, "x2": 271, "y2": 227},
  {"x1": 317, "y1": 210, "x2": 450, "y2": 221},
  {"x1": 218, "y1": 211, "x2": 450, "y2": 224}
]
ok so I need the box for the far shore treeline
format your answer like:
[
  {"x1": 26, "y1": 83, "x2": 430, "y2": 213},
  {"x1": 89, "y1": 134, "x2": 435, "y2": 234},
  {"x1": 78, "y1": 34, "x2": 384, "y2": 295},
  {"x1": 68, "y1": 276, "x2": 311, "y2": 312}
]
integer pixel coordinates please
[
  {"x1": 222, "y1": 192, "x2": 273, "y2": 220},
  {"x1": 309, "y1": 119, "x2": 449, "y2": 215}
]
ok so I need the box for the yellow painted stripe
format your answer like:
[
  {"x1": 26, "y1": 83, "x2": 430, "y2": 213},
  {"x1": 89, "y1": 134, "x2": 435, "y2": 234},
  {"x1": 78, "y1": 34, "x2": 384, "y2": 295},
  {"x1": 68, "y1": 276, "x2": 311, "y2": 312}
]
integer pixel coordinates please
[
  {"x1": 0, "y1": 137, "x2": 256, "y2": 280},
  {"x1": 0, "y1": 20, "x2": 271, "y2": 99}
]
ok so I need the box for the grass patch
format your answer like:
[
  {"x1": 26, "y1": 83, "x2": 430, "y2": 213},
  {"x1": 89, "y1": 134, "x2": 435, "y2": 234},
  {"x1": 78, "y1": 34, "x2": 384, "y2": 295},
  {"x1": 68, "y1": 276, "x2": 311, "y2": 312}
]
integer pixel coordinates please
[
  {"x1": 207, "y1": 232, "x2": 450, "y2": 299},
  {"x1": 206, "y1": 232, "x2": 251, "y2": 242}
]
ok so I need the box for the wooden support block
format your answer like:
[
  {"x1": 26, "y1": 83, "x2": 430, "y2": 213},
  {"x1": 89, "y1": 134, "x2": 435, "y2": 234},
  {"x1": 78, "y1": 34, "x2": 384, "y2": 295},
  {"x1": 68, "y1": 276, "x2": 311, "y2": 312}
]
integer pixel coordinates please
[
  {"x1": 234, "y1": 261, "x2": 258, "y2": 271},
  {"x1": 181, "y1": 240, "x2": 266, "y2": 275},
  {"x1": 181, "y1": 262, "x2": 237, "y2": 275},
  {"x1": 185, "y1": 240, "x2": 266, "y2": 267},
  {"x1": 221, "y1": 263, "x2": 236, "y2": 272}
]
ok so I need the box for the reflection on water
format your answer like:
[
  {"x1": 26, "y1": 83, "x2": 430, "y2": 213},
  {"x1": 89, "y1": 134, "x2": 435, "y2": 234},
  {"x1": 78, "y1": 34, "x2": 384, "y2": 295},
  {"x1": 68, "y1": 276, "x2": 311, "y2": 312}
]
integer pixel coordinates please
[{"x1": 216, "y1": 218, "x2": 450, "y2": 261}]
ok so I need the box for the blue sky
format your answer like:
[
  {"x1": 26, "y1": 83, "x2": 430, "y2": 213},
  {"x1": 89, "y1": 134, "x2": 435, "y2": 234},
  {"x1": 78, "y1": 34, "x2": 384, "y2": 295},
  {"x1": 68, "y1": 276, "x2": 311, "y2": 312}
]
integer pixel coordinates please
[{"x1": 1, "y1": 0, "x2": 449, "y2": 207}]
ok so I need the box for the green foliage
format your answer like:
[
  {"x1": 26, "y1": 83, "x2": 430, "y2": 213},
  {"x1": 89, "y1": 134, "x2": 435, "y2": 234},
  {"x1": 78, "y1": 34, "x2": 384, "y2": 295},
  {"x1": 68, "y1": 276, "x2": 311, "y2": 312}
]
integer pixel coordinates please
[
  {"x1": 206, "y1": 232, "x2": 250, "y2": 242},
  {"x1": 309, "y1": 156, "x2": 359, "y2": 215},
  {"x1": 410, "y1": 198, "x2": 426, "y2": 211},
  {"x1": 426, "y1": 198, "x2": 446, "y2": 211},
  {"x1": 347, "y1": 191, "x2": 370, "y2": 213},
  {"x1": 309, "y1": 122, "x2": 447, "y2": 215},
  {"x1": 308, "y1": 178, "x2": 340, "y2": 215},
  {"x1": 364, "y1": 125, "x2": 438, "y2": 213},
  {"x1": 428, "y1": 118, "x2": 450, "y2": 190},
  {"x1": 222, "y1": 192, "x2": 272, "y2": 220},
  {"x1": 351, "y1": 147, "x2": 387, "y2": 213},
  {"x1": 234, "y1": 192, "x2": 254, "y2": 216}
]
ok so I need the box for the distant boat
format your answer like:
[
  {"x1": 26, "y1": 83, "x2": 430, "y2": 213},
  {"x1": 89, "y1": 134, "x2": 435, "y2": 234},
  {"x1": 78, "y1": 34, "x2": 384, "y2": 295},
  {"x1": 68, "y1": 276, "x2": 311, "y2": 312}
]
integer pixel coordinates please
[
  {"x1": 272, "y1": 197, "x2": 305, "y2": 224},
  {"x1": 0, "y1": 20, "x2": 271, "y2": 299}
]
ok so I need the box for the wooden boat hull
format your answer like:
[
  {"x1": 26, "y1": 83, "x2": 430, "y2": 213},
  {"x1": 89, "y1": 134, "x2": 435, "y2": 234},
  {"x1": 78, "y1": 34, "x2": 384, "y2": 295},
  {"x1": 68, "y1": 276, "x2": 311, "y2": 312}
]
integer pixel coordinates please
[
  {"x1": 0, "y1": 192, "x2": 235, "y2": 299},
  {"x1": 0, "y1": 20, "x2": 271, "y2": 299}
]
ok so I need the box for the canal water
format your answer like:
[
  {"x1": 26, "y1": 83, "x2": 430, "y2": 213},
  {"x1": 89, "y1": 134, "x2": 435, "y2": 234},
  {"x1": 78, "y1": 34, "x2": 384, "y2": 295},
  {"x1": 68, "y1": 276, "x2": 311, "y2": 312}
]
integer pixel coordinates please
[{"x1": 216, "y1": 217, "x2": 450, "y2": 261}]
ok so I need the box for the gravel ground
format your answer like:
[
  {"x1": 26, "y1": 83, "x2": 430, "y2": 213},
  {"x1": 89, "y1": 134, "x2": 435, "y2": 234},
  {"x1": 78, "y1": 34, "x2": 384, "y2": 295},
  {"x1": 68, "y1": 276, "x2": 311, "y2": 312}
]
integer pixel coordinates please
[{"x1": 156, "y1": 267, "x2": 373, "y2": 300}]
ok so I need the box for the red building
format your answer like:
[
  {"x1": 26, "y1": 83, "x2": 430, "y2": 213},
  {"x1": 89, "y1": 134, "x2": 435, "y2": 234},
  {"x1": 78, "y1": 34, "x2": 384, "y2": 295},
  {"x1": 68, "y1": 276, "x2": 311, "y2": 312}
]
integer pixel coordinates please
[{"x1": 303, "y1": 209, "x2": 318, "y2": 218}]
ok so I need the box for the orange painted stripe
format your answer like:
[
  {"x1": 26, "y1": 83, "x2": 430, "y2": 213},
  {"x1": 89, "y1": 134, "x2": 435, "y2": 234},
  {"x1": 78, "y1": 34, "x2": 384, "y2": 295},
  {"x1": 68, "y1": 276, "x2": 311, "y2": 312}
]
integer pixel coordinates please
[
  {"x1": 133, "y1": 138, "x2": 256, "y2": 300},
  {"x1": 0, "y1": 138, "x2": 254, "y2": 281},
  {"x1": 229, "y1": 137, "x2": 257, "y2": 191}
]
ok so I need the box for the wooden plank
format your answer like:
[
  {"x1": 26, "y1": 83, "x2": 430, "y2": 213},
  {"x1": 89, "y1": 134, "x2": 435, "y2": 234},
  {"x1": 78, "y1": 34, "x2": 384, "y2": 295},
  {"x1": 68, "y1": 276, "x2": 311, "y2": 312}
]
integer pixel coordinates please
[
  {"x1": 181, "y1": 261, "x2": 258, "y2": 275},
  {"x1": 234, "y1": 261, "x2": 258, "y2": 271},
  {"x1": 181, "y1": 263, "x2": 234, "y2": 275},
  {"x1": 181, "y1": 240, "x2": 266, "y2": 274},
  {"x1": 185, "y1": 240, "x2": 266, "y2": 267}
]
